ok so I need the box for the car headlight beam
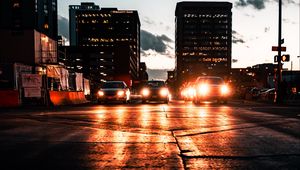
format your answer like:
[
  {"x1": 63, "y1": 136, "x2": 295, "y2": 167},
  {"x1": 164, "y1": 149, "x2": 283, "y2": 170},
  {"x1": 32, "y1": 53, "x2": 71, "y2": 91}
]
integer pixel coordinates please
[
  {"x1": 198, "y1": 84, "x2": 209, "y2": 96},
  {"x1": 160, "y1": 88, "x2": 169, "y2": 96},
  {"x1": 221, "y1": 85, "x2": 229, "y2": 95},
  {"x1": 98, "y1": 91, "x2": 104, "y2": 96},
  {"x1": 141, "y1": 88, "x2": 150, "y2": 96},
  {"x1": 117, "y1": 90, "x2": 125, "y2": 97}
]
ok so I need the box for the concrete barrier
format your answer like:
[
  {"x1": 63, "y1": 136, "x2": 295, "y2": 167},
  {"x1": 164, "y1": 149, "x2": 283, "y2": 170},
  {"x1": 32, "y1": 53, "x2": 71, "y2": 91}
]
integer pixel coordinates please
[
  {"x1": 49, "y1": 91, "x2": 88, "y2": 106},
  {"x1": 0, "y1": 90, "x2": 20, "y2": 107}
]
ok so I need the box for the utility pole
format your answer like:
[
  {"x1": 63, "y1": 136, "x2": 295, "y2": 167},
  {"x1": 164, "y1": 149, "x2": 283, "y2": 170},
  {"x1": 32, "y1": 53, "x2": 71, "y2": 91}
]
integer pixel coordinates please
[{"x1": 276, "y1": 0, "x2": 283, "y2": 103}]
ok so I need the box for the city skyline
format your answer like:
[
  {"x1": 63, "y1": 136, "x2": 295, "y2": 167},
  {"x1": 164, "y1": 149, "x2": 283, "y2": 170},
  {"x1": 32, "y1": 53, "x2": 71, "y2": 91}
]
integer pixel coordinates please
[{"x1": 57, "y1": 0, "x2": 299, "y2": 71}]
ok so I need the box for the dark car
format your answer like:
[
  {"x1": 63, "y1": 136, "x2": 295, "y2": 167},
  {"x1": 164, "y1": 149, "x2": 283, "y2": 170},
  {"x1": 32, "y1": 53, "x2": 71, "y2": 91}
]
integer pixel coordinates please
[
  {"x1": 97, "y1": 81, "x2": 130, "y2": 104},
  {"x1": 140, "y1": 80, "x2": 170, "y2": 104},
  {"x1": 193, "y1": 76, "x2": 230, "y2": 104}
]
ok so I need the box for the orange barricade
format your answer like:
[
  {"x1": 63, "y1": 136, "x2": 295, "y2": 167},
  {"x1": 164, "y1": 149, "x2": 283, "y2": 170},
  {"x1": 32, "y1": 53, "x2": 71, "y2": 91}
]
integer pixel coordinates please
[
  {"x1": 0, "y1": 90, "x2": 20, "y2": 107},
  {"x1": 49, "y1": 91, "x2": 88, "y2": 106}
]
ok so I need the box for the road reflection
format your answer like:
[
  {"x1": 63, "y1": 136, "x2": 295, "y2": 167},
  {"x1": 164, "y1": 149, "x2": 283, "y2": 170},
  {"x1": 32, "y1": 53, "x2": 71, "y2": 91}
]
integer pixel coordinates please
[{"x1": 88, "y1": 102, "x2": 236, "y2": 168}]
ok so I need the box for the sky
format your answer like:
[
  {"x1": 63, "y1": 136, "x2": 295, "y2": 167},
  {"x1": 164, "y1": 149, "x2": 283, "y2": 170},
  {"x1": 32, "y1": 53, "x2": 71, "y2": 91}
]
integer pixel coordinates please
[{"x1": 57, "y1": 0, "x2": 300, "y2": 74}]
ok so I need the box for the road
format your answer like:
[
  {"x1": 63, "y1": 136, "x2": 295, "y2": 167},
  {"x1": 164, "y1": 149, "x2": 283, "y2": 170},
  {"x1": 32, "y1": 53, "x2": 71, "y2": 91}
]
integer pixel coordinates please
[{"x1": 0, "y1": 100, "x2": 299, "y2": 169}]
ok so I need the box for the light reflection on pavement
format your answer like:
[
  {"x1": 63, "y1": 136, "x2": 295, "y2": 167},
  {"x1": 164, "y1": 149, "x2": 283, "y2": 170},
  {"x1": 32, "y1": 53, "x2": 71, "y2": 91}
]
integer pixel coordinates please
[{"x1": 0, "y1": 101, "x2": 299, "y2": 169}]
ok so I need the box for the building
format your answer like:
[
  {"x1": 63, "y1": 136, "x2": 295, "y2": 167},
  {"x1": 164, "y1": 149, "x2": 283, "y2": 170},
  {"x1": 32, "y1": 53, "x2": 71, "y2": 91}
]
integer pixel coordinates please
[
  {"x1": 175, "y1": 2, "x2": 232, "y2": 87},
  {"x1": 69, "y1": 2, "x2": 100, "y2": 46},
  {"x1": 0, "y1": 0, "x2": 58, "y2": 65},
  {"x1": 68, "y1": 3, "x2": 140, "y2": 86}
]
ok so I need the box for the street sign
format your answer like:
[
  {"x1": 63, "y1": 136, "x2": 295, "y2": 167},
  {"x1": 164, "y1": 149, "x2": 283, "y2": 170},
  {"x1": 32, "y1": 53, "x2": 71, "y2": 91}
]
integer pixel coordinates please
[{"x1": 272, "y1": 46, "x2": 286, "y2": 51}]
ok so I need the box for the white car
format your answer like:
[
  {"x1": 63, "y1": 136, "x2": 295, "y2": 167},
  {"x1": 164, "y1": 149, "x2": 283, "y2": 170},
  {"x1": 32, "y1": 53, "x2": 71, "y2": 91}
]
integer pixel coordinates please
[{"x1": 97, "y1": 81, "x2": 130, "y2": 104}]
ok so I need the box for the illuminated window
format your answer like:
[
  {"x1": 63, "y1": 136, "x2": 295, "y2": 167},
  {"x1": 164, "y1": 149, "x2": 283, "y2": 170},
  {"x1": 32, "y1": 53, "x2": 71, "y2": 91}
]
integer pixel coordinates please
[
  {"x1": 44, "y1": 24, "x2": 49, "y2": 29},
  {"x1": 13, "y1": 2, "x2": 20, "y2": 8}
]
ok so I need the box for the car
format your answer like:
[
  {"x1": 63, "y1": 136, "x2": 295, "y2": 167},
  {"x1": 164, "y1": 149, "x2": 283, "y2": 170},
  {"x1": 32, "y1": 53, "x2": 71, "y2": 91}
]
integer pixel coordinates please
[
  {"x1": 97, "y1": 81, "x2": 130, "y2": 104},
  {"x1": 180, "y1": 81, "x2": 196, "y2": 101},
  {"x1": 193, "y1": 76, "x2": 230, "y2": 104},
  {"x1": 259, "y1": 88, "x2": 276, "y2": 101},
  {"x1": 140, "y1": 80, "x2": 170, "y2": 104}
]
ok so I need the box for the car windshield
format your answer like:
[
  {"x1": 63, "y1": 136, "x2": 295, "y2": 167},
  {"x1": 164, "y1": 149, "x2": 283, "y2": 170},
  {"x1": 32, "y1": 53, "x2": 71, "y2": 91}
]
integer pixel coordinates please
[
  {"x1": 146, "y1": 81, "x2": 165, "y2": 88},
  {"x1": 196, "y1": 77, "x2": 224, "y2": 85},
  {"x1": 102, "y1": 82, "x2": 125, "y2": 88}
]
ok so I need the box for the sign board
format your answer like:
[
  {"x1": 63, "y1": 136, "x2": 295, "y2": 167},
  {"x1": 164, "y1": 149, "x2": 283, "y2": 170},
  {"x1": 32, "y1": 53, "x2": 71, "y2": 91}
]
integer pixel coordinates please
[
  {"x1": 24, "y1": 87, "x2": 41, "y2": 97},
  {"x1": 272, "y1": 46, "x2": 286, "y2": 51},
  {"x1": 21, "y1": 74, "x2": 42, "y2": 88}
]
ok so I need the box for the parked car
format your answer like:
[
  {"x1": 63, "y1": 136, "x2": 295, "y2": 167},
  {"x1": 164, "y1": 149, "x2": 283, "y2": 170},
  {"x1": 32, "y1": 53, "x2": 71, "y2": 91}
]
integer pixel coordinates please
[
  {"x1": 140, "y1": 80, "x2": 170, "y2": 104},
  {"x1": 97, "y1": 81, "x2": 130, "y2": 104},
  {"x1": 193, "y1": 76, "x2": 230, "y2": 104},
  {"x1": 259, "y1": 88, "x2": 276, "y2": 101}
]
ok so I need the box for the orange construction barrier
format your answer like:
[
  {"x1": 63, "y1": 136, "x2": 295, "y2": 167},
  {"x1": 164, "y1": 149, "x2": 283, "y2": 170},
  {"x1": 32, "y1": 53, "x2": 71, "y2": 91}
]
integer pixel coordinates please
[
  {"x1": 49, "y1": 91, "x2": 88, "y2": 106},
  {"x1": 0, "y1": 90, "x2": 20, "y2": 107}
]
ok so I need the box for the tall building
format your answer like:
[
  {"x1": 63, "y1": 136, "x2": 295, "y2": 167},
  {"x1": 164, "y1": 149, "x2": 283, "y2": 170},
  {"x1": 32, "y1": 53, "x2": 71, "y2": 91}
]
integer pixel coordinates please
[
  {"x1": 0, "y1": 0, "x2": 58, "y2": 65},
  {"x1": 68, "y1": 3, "x2": 140, "y2": 86},
  {"x1": 69, "y1": 2, "x2": 100, "y2": 46},
  {"x1": 175, "y1": 2, "x2": 232, "y2": 87}
]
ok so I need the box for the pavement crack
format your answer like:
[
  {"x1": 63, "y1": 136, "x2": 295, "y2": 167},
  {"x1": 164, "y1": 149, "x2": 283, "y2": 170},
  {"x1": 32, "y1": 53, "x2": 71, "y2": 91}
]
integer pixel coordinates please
[
  {"x1": 180, "y1": 153, "x2": 300, "y2": 160},
  {"x1": 171, "y1": 130, "x2": 188, "y2": 170}
]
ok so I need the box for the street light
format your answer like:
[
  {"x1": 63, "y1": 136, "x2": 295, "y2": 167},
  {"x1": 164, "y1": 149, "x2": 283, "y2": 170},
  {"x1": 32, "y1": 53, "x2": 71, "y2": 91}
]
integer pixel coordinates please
[{"x1": 298, "y1": 56, "x2": 300, "y2": 70}]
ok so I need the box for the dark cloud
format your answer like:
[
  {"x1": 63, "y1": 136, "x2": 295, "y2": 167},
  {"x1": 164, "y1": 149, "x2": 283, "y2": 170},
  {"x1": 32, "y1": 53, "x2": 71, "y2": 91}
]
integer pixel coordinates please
[
  {"x1": 140, "y1": 30, "x2": 173, "y2": 53},
  {"x1": 232, "y1": 59, "x2": 238, "y2": 63},
  {"x1": 236, "y1": 0, "x2": 298, "y2": 9},
  {"x1": 58, "y1": 15, "x2": 69, "y2": 40},
  {"x1": 264, "y1": 27, "x2": 270, "y2": 33},
  {"x1": 232, "y1": 30, "x2": 246, "y2": 44},
  {"x1": 235, "y1": 0, "x2": 266, "y2": 10},
  {"x1": 142, "y1": 17, "x2": 155, "y2": 25},
  {"x1": 147, "y1": 69, "x2": 169, "y2": 80}
]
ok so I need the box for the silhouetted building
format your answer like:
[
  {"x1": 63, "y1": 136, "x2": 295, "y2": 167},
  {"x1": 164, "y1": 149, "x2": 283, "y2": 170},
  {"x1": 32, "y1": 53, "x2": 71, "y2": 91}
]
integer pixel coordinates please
[
  {"x1": 139, "y1": 62, "x2": 148, "y2": 81},
  {"x1": 0, "y1": 0, "x2": 58, "y2": 65},
  {"x1": 69, "y1": 2, "x2": 100, "y2": 46},
  {"x1": 67, "y1": 3, "x2": 140, "y2": 86},
  {"x1": 175, "y1": 2, "x2": 232, "y2": 87}
]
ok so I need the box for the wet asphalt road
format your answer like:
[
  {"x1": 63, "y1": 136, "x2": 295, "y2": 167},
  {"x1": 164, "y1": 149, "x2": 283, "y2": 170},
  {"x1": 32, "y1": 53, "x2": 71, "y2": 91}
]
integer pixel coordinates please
[{"x1": 0, "y1": 100, "x2": 299, "y2": 169}]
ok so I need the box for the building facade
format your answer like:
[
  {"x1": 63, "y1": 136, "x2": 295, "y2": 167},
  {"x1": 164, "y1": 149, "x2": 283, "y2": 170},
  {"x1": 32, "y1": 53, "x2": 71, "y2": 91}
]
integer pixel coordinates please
[
  {"x1": 0, "y1": 0, "x2": 58, "y2": 65},
  {"x1": 68, "y1": 3, "x2": 140, "y2": 86},
  {"x1": 175, "y1": 2, "x2": 232, "y2": 87}
]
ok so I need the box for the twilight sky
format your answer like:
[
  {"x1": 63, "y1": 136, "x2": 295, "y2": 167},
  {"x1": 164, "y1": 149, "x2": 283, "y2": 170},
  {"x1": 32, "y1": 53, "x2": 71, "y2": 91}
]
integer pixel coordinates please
[{"x1": 57, "y1": 0, "x2": 300, "y2": 71}]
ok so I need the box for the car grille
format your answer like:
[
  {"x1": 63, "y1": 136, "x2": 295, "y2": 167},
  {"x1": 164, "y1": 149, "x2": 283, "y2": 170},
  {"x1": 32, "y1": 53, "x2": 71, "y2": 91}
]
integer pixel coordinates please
[{"x1": 104, "y1": 91, "x2": 117, "y2": 96}]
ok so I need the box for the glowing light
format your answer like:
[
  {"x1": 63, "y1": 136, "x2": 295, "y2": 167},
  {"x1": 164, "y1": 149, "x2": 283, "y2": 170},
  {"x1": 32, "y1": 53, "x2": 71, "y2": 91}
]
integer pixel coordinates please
[
  {"x1": 221, "y1": 85, "x2": 230, "y2": 95},
  {"x1": 117, "y1": 90, "x2": 125, "y2": 96},
  {"x1": 159, "y1": 88, "x2": 169, "y2": 96},
  {"x1": 141, "y1": 88, "x2": 150, "y2": 96},
  {"x1": 98, "y1": 91, "x2": 104, "y2": 96},
  {"x1": 198, "y1": 84, "x2": 209, "y2": 96}
]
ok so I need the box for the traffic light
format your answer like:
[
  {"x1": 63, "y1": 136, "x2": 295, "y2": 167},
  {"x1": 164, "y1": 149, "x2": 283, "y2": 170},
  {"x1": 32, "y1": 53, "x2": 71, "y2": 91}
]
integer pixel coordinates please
[{"x1": 281, "y1": 54, "x2": 290, "y2": 62}]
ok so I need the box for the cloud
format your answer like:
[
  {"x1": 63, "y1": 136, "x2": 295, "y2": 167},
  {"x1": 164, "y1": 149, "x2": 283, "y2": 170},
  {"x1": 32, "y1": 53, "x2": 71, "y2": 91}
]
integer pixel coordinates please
[
  {"x1": 235, "y1": 0, "x2": 266, "y2": 10},
  {"x1": 142, "y1": 17, "x2": 155, "y2": 25},
  {"x1": 232, "y1": 59, "x2": 239, "y2": 63},
  {"x1": 264, "y1": 27, "x2": 270, "y2": 33},
  {"x1": 232, "y1": 30, "x2": 246, "y2": 44},
  {"x1": 235, "y1": 0, "x2": 298, "y2": 10},
  {"x1": 58, "y1": 15, "x2": 69, "y2": 40},
  {"x1": 283, "y1": 18, "x2": 298, "y2": 25},
  {"x1": 140, "y1": 30, "x2": 173, "y2": 53},
  {"x1": 147, "y1": 69, "x2": 170, "y2": 80}
]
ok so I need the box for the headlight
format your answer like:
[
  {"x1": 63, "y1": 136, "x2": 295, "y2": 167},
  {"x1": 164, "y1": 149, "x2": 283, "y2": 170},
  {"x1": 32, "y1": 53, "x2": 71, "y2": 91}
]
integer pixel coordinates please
[
  {"x1": 141, "y1": 88, "x2": 150, "y2": 96},
  {"x1": 117, "y1": 90, "x2": 125, "y2": 96},
  {"x1": 160, "y1": 88, "x2": 169, "y2": 96},
  {"x1": 187, "y1": 87, "x2": 195, "y2": 97},
  {"x1": 221, "y1": 85, "x2": 229, "y2": 95},
  {"x1": 198, "y1": 84, "x2": 209, "y2": 95},
  {"x1": 98, "y1": 91, "x2": 104, "y2": 96}
]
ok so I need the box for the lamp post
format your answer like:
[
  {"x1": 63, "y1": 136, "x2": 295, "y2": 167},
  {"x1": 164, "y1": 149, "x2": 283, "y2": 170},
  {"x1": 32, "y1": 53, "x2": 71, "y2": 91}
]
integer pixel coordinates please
[
  {"x1": 276, "y1": 0, "x2": 283, "y2": 104},
  {"x1": 298, "y1": 56, "x2": 300, "y2": 70}
]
